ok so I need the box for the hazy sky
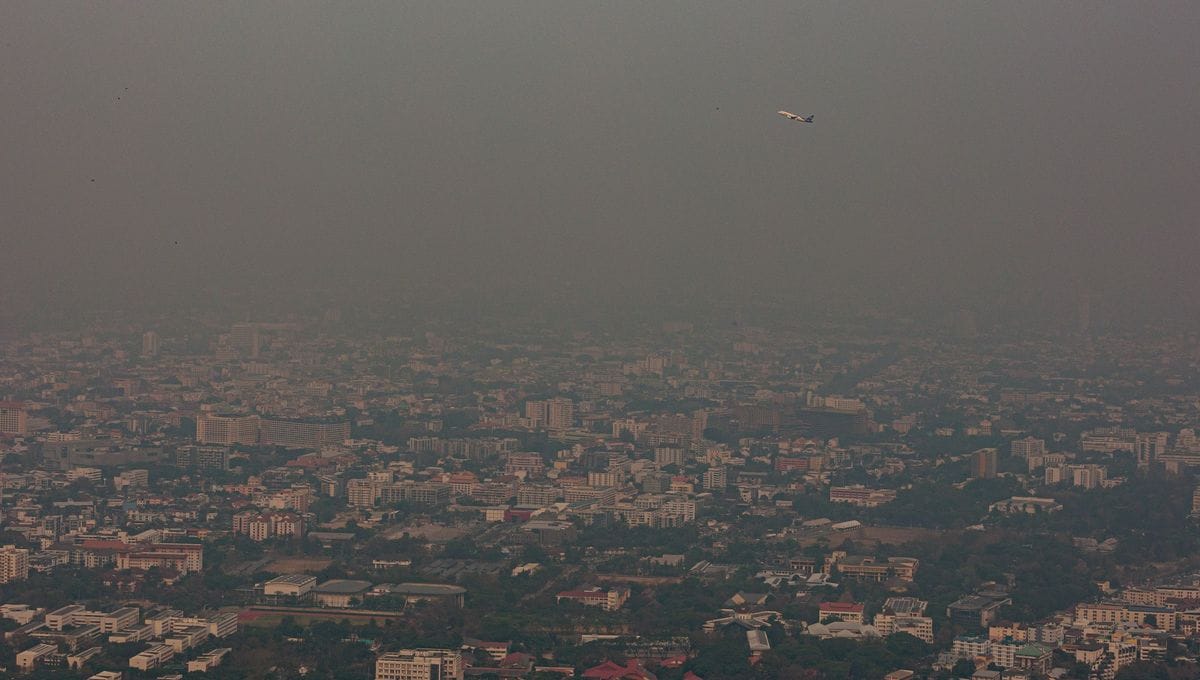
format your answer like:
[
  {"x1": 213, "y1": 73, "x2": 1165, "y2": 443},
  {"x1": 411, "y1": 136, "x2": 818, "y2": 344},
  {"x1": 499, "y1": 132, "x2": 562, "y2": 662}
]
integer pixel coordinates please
[{"x1": 3, "y1": 2, "x2": 1198, "y2": 323}]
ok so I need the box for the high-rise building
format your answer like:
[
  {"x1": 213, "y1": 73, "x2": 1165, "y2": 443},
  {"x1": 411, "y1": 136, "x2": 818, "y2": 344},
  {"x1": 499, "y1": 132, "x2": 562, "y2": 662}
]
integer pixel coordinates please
[
  {"x1": 505, "y1": 452, "x2": 545, "y2": 477},
  {"x1": 196, "y1": 413, "x2": 260, "y2": 446},
  {"x1": 1179, "y1": 429, "x2": 1198, "y2": 451},
  {"x1": 375, "y1": 649, "x2": 463, "y2": 680},
  {"x1": 0, "y1": 402, "x2": 27, "y2": 436},
  {"x1": 517, "y1": 484, "x2": 559, "y2": 506},
  {"x1": 662, "y1": 496, "x2": 697, "y2": 521},
  {"x1": 347, "y1": 479, "x2": 382, "y2": 508},
  {"x1": 318, "y1": 475, "x2": 343, "y2": 498},
  {"x1": 141, "y1": 331, "x2": 160, "y2": 357},
  {"x1": 233, "y1": 511, "x2": 306, "y2": 541},
  {"x1": 1011, "y1": 437, "x2": 1045, "y2": 459},
  {"x1": 230, "y1": 322, "x2": 261, "y2": 358},
  {"x1": 1045, "y1": 465, "x2": 1066, "y2": 485},
  {"x1": 1071, "y1": 464, "x2": 1107, "y2": 490},
  {"x1": 524, "y1": 398, "x2": 574, "y2": 430},
  {"x1": 973, "y1": 449, "x2": 998, "y2": 480},
  {"x1": 176, "y1": 445, "x2": 232, "y2": 471},
  {"x1": 378, "y1": 482, "x2": 451, "y2": 507},
  {"x1": 546, "y1": 397, "x2": 575, "y2": 430},
  {"x1": 691, "y1": 410, "x2": 709, "y2": 441},
  {"x1": 587, "y1": 470, "x2": 622, "y2": 488},
  {"x1": 113, "y1": 469, "x2": 150, "y2": 491},
  {"x1": 524, "y1": 400, "x2": 548, "y2": 428},
  {"x1": 258, "y1": 418, "x2": 350, "y2": 450},
  {"x1": 703, "y1": 466, "x2": 727, "y2": 490},
  {"x1": 654, "y1": 446, "x2": 686, "y2": 468},
  {"x1": 0, "y1": 545, "x2": 30, "y2": 583},
  {"x1": 1078, "y1": 292, "x2": 1091, "y2": 334},
  {"x1": 1136, "y1": 432, "x2": 1170, "y2": 468}
]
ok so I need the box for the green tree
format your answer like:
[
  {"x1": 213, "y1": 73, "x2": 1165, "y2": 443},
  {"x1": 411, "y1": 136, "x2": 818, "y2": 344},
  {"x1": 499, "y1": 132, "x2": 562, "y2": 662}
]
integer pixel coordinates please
[
  {"x1": 1115, "y1": 661, "x2": 1171, "y2": 680},
  {"x1": 951, "y1": 658, "x2": 977, "y2": 677}
]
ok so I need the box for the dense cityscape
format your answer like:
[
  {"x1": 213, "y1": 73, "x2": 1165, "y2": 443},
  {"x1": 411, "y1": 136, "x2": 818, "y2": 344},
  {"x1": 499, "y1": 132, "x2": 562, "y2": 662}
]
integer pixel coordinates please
[
  {"x1": 1, "y1": 309, "x2": 1199, "y2": 679},
  {"x1": 5, "y1": 2, "x2": 1198, "y2": 679}
]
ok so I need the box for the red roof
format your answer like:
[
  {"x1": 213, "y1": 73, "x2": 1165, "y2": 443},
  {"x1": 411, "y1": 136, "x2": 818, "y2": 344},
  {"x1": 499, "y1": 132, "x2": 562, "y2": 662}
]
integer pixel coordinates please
[
  {"x1": 820, "y1": 601, "x2": 865, "y2": 612},
  {"x1": 582, "y1": 661, "x2": 626, "y2": 679},
  {"x1": 499, "y1": 652, "x2": 532, "y2": 668},
  {"x1": 80, "y1": 539, "x2": 131, "y2": 551},
  {"x1": 582, "y1": 660, "x2": 657, "y2": 680}
]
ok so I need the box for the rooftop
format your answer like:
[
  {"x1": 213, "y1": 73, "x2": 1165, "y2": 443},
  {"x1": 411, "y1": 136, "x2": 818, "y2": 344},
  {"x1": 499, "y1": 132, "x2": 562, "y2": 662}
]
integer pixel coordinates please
[
  {"x1": 315, "y1": 579, "x2": 372, "y2": 594},
  {"x1": 820, "y1": 602, "x2": 865, "y2": 612},
  {"x1": 950, "y1": 594, "x2": 1006, "y2": 610},
  {"x1": 378, "y1": 583, "x2": 466, "y2": 596},
  {"x1": 266, "y1": 574, "x2": 317, "y2": 586}
]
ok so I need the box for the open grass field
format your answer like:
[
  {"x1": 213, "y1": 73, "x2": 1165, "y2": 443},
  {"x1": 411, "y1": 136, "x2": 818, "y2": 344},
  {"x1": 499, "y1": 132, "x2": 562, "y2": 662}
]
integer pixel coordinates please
[
  {"x1": 242, "y1": 613, "x2": 382, "y2": 628},
  {"x1": 240, "y1": 606, "x2": 405, "y2": 627},
  {"x1": 264, "y1": 556, "x2": 333, "y2": 573},
  {"x1": 383, "y1": 522, "x2": 470, "y2": 542},
  {"x1": 794, "y1": 524, "x2": 951, "y2": 548}
]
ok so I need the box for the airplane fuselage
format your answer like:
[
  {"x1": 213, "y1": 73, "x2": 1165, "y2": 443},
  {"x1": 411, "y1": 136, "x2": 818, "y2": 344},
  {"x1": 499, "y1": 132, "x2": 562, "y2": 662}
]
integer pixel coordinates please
[{"x1": 777, "y1": 111, "x2": 813, "y2": 123}]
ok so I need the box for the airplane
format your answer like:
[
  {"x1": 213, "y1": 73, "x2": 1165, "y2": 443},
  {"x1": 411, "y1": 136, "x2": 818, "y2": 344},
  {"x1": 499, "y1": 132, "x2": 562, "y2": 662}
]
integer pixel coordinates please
[{"x1": 777, "y1": 111, "x2": 814, "y2": 123}]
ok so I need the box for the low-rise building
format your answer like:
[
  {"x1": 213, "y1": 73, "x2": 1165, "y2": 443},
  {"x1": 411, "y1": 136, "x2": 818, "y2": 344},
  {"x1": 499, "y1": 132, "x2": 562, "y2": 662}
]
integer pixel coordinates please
[
  {"x1": 314, "y1": 579, "x2": 373, "y2": 608},
  {"x1": 1015, "y1": 643, "x2": 1054, "y2": 674},
  {"x1": 951, "y1": 635, "x2": 990, "y2": 660},
  {"x1": 1076, "y1": 602, "x2": 1177, "y2": 630},
  {"x1": 264, "y1": 574, "x2": 317, "y2": 598},
  {"x1": 68, "y1": 645, "x2": 103, "y2": 669},
  {"x1": 948, "y1": 593, "x2": 1011, "y2": 630},
  {"x1": 556, "y1": 586, "x2": 631, "y2": 611},
  {"x1": 129, "y1": 644, "x2": 175, "y2": 671},
  {"x1": 187, "y1": 647, "x2": 232, "y2": 672},
  {"x1": 368, "y1": 582, "x2": 466, "y2": 608},
  {"x1": 17, "y1": 643, "x2": 59, "y2": 671},
  {"x1": 115, "y1": 542, "x2": 204, "y2": 574},
  {"x1": 874, "y1": 598, "x2": 933, "y2": 643},
  {"x1": 108, "y1": 624, "x2": 154, "y2": 644},
  {"x1": 164, "y1": 625, "x2": 209, "y2": 652},
  {"x1": 828, "y1": 485, "x2": 897, "y2": 507},
  {"x1": 375, "y1": 648, "x2": 463, "y2": 680},
  {"x1": 818, "y1": 601, "x2": 865, "y2": 624},
  {"x1": 0, "y1": 604, "x2": 44, "y2": 625},
  {"x1": 825, "y1": 552, "x2": 919, "y2": 582}
]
